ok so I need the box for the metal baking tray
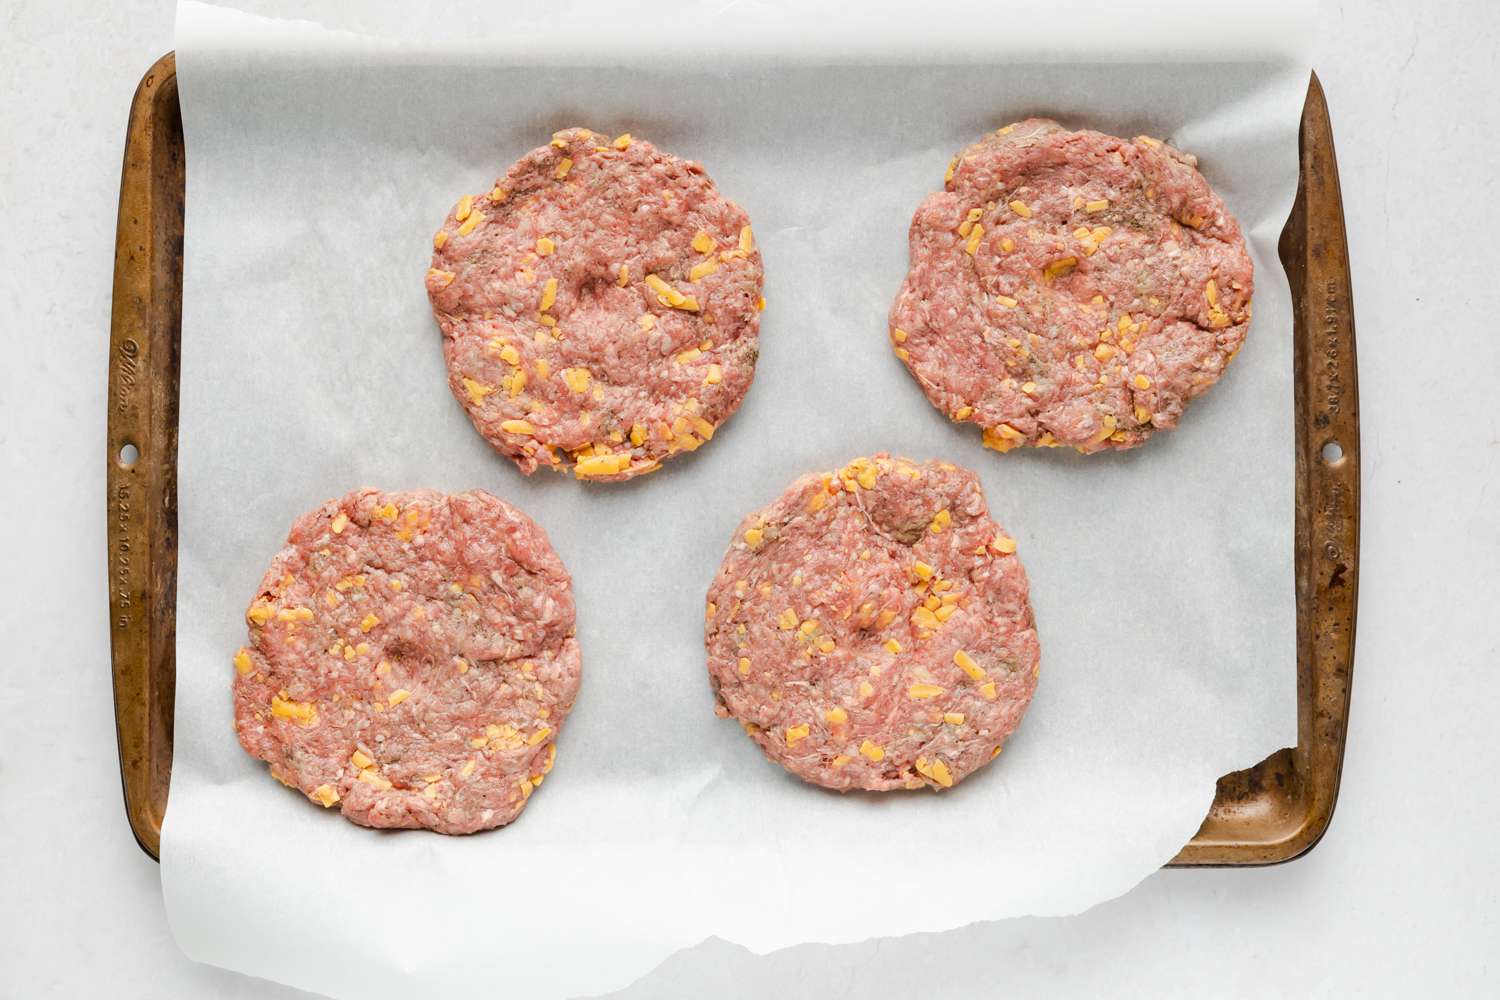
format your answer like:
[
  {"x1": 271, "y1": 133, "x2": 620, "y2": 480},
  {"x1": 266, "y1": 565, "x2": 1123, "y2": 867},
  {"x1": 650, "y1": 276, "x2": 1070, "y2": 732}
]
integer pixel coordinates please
[{"x1": 108, "y1": 52, "x2": 1358, "y2": 865}]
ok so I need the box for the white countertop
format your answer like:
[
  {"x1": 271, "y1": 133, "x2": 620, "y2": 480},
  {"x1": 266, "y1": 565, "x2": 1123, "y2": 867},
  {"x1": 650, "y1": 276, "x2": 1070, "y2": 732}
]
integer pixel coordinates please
[{"x1": 3, "y1": 2, "x2": 1496, "y2": 996}]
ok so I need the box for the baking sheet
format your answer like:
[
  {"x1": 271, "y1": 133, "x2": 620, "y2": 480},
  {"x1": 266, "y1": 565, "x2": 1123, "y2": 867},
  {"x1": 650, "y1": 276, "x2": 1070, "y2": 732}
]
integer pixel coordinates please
[{"x1": 166, "y1": 2, "x2": 1310, "y2": 996}]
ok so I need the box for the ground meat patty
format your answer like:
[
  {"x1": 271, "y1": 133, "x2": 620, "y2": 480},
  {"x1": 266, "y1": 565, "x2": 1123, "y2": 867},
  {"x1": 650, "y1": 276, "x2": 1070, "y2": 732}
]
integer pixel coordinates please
[
  {"x1": 232, "y1": 489, "x2": 580, "y2": 834},
  {"x1": 704, "y1": 455, "x2": 1039, "y2": 792},
  {"x1": 889, "y1": 119, "x2": 1254, "y2": 453},
  {"x1": 427, "y1": 128, "x2": 765, "y2": 482}
]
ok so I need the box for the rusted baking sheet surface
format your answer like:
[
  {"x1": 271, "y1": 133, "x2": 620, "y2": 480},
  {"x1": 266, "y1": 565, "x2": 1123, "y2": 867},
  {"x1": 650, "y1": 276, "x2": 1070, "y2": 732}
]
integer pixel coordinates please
[{"x1": 108, "y1": 54, "x2": 1356, "y2": 864}]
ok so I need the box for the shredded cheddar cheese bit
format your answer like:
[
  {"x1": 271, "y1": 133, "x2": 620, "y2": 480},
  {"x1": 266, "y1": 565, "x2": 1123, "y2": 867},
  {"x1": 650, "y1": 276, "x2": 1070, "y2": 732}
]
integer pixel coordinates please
[
  {"x1": 617, "y1": 263, "x2": 629, "y2": 287},
  {"x1": 387, "y1": 689, "x2": 410, "y2": 707},
  {"x1": 645, "y1": 273, "x2": 697, "y2": 311},
  {"x1": 1085, "y1": 198, "x2": 1109, "y2": 213},
  {"x1": 427, "y1": 268, "x2": 455, "y2": 288},
  {"x1": 704, "y1": 364, "x2": 723, "y2": 385},
  {"x1": 360, "y1": 613, "x2": 380, "y2": 633},
  {"x1": 744, "y1": 527, "x2": 765, "y2": 547},
  {"x1": 455, "y1": 195, "x2": 472, "y2": 222},
  {"x1": 330, "y1": 512, "x2": 349, "y2": 534},
  {"x1": 539, "y1": 277, "x2": 558, "y2": 312},
  {"x1": 884, "y1": 638, "x2": 902, "y2": 654},
  {"x1": 859, "y1": 740, "x2": 885, "y2": 762},
  {"x1": 978, "y1": 681, "x2": 998, "y2": 700},
  {"x1": 738, "y1": 657, "x2": 751, "y2": 676},
  {"x1": 965, "y1": 223, "x2": 984, "y2": 256},
  {"x1": 612, "y1": 133, "x2": 632, "y2": 150},
  {"x1": 1008, "y1": 199, "x2": 1032, "y2": 218},
  {"x1": 573, "y1": 453, "x2": 630, "y2": 477},
  {"x1": 462, "y1": 377, "x2": 494, "y2": 405},
  {"x1": 562, "y1": 367, "x2": 591, "y2": 394},
  {"x1": 351, "y1": 749, "x2": 375, "y2": 770},
  {"x1": 915, "y1": 756, "x2": 954, "y2": 788},
  {"x1": 233, "y1": 649, "x2": 253, "y2": 675},
  {"x1": 312, "y1": 784, "x2": 339, "y2": 807},
  {"x1": 691, "y1": 230, "x2": 716, "y2": 254},
  {"x1": 270, "y1": 695, "x2": 316, "y2": 724},
  {"x1": 777, "y1": 608, "x2": 799, "y2": 630},
  {"x1": 1089, "y1": 414, "x2": 1118, "y2": 444},
  {"x1": 991, "y1": 535, "x2": 1018, "y2": 554},
  {"x1": 930, "y1": 509, "x2": 951, "y2": 533},
  {"x1": 432, "y1": 231, "x2": 447, "y2": 250},
  {"x1": 943, "y1": 712, "x2": 966, "y2": 726},
  {"x1": 1043, "y1": 256, "x2": 1078, "y2": 281},
  {"x1": 954, "y1": 649, "x2": 987, "y2": 681},
  {"x1": 784, "y1": 724, "x2": 810, "y2": 744},
  {"x1": 554, "y1": 157, "x2": 573, "y2": 180},
  {"x1": 1000, "y1": 236, "x2": 1015, "y2": 252},
  {"x1": 908, "y1": 682, "x2": 944, "y2": 700},
  {"x1": 536, "y1": 236, "x2": 555, "y2": 255},
  {"x1": 689, "y1": 258, "x2": 718, "y2": 282},
  {"x1": 824, "y1": 707, "x2": 848, "y2": 725},
  {"x1": 738, "y1": 226, "x2": 754, "y2": 254},
  {"x1": 995, "y1": 294, "x2": 1018, "y2": 308},
  {"x1": 457, "y1": 211, "x2": 485, "y2": 237}
]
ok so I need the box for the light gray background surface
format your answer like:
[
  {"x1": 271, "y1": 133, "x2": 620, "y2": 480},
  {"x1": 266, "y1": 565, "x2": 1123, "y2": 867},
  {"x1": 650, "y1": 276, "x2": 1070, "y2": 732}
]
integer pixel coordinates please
[{"x1": 2, "y1": 1, "x2": 1496, "y2": 996}]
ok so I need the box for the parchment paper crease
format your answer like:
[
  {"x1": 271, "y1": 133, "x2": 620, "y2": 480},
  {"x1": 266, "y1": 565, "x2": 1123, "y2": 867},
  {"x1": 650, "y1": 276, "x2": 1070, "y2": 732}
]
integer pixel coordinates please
[{"x1": 166, "y1": 2, "x2": 1310, "y2": 996}]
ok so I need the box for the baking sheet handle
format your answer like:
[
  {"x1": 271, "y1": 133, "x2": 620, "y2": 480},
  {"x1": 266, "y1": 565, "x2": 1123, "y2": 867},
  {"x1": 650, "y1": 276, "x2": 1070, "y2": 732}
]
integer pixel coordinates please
[
  {"x1": 108, "y1": 52, "x2": 183, "y2": 862},
  {"x1": 1170, "y1": 72, "x2": 1359, "y2": 866}
]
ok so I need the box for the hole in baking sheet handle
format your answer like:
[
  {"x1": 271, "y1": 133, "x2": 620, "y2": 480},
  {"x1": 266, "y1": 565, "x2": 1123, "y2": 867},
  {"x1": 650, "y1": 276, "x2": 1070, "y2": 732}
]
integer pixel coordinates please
[
  {"x1": 118, "y1": 442, "x2": 140, "y2": 468},
  {"x1": 1320, "y1": 440, "x2": 1343, "y2": 465}
]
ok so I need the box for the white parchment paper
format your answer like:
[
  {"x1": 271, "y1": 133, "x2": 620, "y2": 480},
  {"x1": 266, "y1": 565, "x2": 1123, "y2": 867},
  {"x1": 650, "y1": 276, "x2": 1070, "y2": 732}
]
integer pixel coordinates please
[{"x1": 166, "y1": 2, "x2": 1310, "y2": 996}]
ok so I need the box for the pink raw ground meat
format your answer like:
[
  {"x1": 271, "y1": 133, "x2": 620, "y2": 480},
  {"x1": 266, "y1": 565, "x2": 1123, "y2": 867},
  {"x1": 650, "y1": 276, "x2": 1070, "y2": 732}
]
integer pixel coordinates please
[
  {"x1": 889, "y1": 119, "x2": 1254, "y2": 454},
  {"x1": 233, "y1": 489, "x2": 580, "y2": 834},
  {"x1": 428, "y1": 128, "x2": 765, "y2": 482},
  {"x1": 704, "y1": 455, "x2": 1039, "y2": 792}
]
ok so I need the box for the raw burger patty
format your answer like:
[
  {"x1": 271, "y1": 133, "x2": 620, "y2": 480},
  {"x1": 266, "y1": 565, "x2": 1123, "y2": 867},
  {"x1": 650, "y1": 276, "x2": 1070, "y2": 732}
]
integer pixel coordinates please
[
  {"x1": 889, "y1": 118, "x2": 1254, "y2": 454},
  {"x1": 233, "y1": 489, "x2": 580, "y2": 834},
  {"x1": 428, "y1": 128, "x2": 765, "y2": 482},
  {"x1": 704, "y1": 455, "x2": 1039, "y2": 792}
]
